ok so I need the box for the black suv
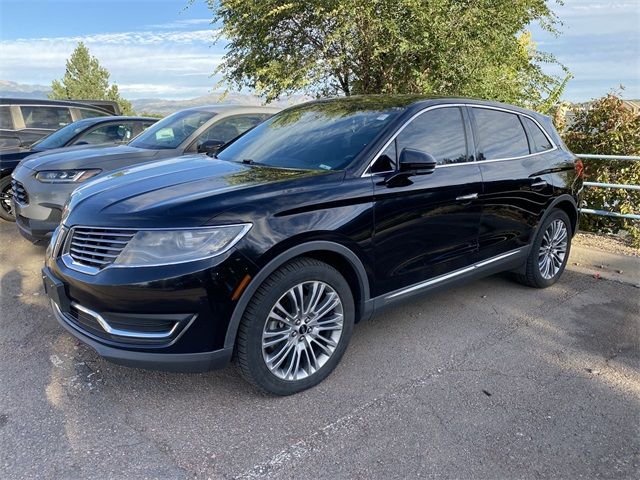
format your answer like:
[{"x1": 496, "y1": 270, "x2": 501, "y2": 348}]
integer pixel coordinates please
[{"x1": 42, "y1": 96, "x2": 582, "y2": 395}]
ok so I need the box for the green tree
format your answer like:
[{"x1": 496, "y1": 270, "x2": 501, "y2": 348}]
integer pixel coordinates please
[
  {"x1": 208, "y1": 0, "x2": 569, "y2": 110},
  {"x1": 562, "y1": 93, "x2": 640, "y2": 245},
  {"x1": 50, "y1": 42, "x2": 133, "y2": 115}
]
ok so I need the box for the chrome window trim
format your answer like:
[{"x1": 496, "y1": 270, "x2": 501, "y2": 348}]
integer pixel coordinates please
[{"x1": 362, "y1": 103, "x2": 557, "y2": 177}]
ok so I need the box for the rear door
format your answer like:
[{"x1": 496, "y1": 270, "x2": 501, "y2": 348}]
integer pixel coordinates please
[
  {"x1": 370, "y1": 106, "x2": 483, "y2": 296},
  {"x1": 470, "y1": 106, "x2": 555, "y2": 261}
]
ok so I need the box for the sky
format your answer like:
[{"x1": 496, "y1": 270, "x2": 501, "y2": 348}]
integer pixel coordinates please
[{"x1": 0, "y1": 0, "x2": 638, "y2": 102}]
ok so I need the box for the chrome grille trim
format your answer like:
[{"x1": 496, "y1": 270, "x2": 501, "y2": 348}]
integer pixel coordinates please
[{"x1": 63, "y1": 226, "x2": 137, "y2": 271}]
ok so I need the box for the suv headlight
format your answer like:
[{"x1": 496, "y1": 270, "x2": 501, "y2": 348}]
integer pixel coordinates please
[
  {"x1": 113, "y1": 224, "x2": 252, "y2": 267},
  {"x1": 36, "y1": 169, "x2": 102, "y2": 183}
]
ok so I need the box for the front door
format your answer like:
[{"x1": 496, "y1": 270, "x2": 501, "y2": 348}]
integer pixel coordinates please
[{"x1": 370, "y1": 106, "x2": 483, "y2": 297}]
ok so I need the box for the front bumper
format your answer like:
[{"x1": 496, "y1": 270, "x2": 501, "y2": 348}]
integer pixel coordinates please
[
  {"x1": 12, "y1": 165, "x2": 74, "y2": 241},
  {"x1": 43, "y1": 238, "x2": 258, "y2": 371},
  {"x1": 50, "y1": 297, "x2": 233, "y2": 372}
]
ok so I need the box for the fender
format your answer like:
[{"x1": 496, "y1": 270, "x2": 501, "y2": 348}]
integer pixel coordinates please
[
  {"x1": 533, "y1": 194, "x2": 579, "y2": 240},
  {"x1": 223, "y1": 240, "x2": 372, "y2": 350}
]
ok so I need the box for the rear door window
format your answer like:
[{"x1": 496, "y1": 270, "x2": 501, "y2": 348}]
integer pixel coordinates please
[
  {"x1": 522, "y1": 116, "x2": 553, "y2": 153},
  {"x1": 396, "y1": 107, "x2": 468, "y2": 165},
  {"x1": 472, "y1": 108, "x2": 529, "y2": 160},
  {"x1": 20, "y1": 106, "x2": 72, "y2": 129},
  {"x1": 0, "y1": 106, "x2": 13, "y2": 129},
  {"x1": 74, "y1": 122, "x2": 135, "y2": 145}
]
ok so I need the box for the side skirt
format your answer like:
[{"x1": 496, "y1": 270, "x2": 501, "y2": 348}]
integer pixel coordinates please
[{"x1": 371, "y1": 248, "x2": 528, "y2": 312}]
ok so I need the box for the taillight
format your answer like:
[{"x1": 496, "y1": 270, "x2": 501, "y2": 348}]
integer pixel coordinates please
[{"x1": 575, "y1": 158, "x2": 584, "y2": 179}]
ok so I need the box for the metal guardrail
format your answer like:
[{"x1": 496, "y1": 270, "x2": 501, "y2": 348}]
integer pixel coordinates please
[{"x1": 577, "y1": 154, "x2": 640, "y2": 221}]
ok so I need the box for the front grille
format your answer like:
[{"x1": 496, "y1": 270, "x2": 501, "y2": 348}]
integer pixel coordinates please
[
  {"x1": 11, "y1": 180, "x2": 28, "y2": 205},
  {"x1": 66, "y1": 227, "x2": 136, "y2": 269}
]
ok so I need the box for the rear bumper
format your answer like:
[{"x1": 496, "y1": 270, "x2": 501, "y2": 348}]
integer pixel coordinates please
[{"x1": 51, "y1": 297, "x2": 234, "y2": 372}]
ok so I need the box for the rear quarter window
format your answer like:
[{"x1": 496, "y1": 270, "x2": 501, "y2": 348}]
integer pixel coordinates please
[
  {"x1": 522, "y1": 116, "x2": 553, "y2": 153},
  {"x1": 77, "y1": 108, "x2": 109, "y2": 120},
  {"x1": 472, "y1": 108, "x2": 529, "y2": 160}
]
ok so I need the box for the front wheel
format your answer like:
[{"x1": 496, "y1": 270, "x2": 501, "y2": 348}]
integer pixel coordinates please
[
  {"x1": 515, "y1": 209, "x2": 572, "y2": 288},
  {"x1": 236, "y1": 257, "x2": 355, "y2": 395},
  {"x1": 0, "y1": 176, "x2": 15, "y2": 222}
]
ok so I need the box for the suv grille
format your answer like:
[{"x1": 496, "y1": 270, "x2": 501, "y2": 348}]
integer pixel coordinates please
[
  {"x1": 11, "y1": 180, "x2": 28, "y2": 204},
  {"x1": 66, "y1": 227, "x2": 136, "y2": 269}
]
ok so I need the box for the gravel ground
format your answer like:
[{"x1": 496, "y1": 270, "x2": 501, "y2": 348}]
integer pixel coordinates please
[
  {"x1": 1, "y1": 222, "x2": 639, "y2": 479},
  {"x1": 574, "y1": 232, "x2": 639, "y2": 257}
]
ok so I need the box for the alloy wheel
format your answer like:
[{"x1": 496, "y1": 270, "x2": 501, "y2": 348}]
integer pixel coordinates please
[
  {"x1": 538, "y1": 219, "x2": 568, "y2": 279},
  {"x1": 262, "y1": 280, "x2": 344, "y2": 381},
  {"x1": 0, "y1": 183, "x2": 13, "y2": 216}
]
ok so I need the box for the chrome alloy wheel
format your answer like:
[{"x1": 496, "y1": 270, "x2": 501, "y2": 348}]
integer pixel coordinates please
[
  {"x1": 0, "y1": 183, "x2": 13, "y2": 216},
  {"x1": 262, "y1": 281, "x2": 344, "y2": 381},
  {"x1": 538, "y1": 219, "x2": 568, "y2": 279}
]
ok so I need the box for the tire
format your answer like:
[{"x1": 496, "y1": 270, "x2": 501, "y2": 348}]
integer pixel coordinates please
[
  {"x1": 236, "y1": 257, "x2": 355, "y2": 395},
  {"x1": 0, "y1": 176, "x2": 15, "y2": 222},
  {"x1": 515, "y1": 209, "x2": 572, "y2": 288}
]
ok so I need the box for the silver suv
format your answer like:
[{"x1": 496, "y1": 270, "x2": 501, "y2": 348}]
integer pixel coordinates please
[{"x1": 12, "y1": 105, "x2": 279, "y2": 242}]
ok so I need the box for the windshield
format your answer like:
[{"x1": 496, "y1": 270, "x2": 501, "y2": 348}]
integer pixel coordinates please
[
  {"x1": 216, "y1": 100, "x2": 404, "y2": 170},
  {"x1": 32, "y1": 119, "x2": 96, "y2": 150},
  {"x1": 129, "y1": 110, "x2": 216, "y2": 150}
]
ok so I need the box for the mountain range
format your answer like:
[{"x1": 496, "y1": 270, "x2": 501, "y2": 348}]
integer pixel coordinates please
[{"x1": 0, "y1": 80, "x2": 308, "y2": 114}]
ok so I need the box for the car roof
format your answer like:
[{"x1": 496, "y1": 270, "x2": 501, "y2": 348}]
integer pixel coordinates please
[
  {"x1": 77, "y1": 115, "x2": 159, "y2": 123},
  {"x1": 284, "y1": 95, "x2": 549, "y2": 121},
  {"x1": 175, "y1": 105, "x2": 281, "y2": 115},
  {"x1": 0, "y1": 97, "x2": 113, "y2": 111}
]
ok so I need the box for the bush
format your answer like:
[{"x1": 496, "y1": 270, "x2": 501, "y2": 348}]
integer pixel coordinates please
[{"x1": 561, "y1": 93, "x2": 640, "y2": 246}]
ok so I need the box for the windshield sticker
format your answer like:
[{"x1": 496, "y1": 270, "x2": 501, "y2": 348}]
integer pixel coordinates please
[
  {"x1": 319, "y1": 164, "x2": 332, "y2": 170},
  {"x1": 376, "y1": 114, "x2": 389, "y2": 121}
]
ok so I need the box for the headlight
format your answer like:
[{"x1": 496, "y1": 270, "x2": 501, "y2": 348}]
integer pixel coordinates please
[
  {"x1": 36, "y1": 169, "x2": 102, "y2": 183},
  {"x1": 113, "y1": 224, "x2": 252, "y2": 267}
]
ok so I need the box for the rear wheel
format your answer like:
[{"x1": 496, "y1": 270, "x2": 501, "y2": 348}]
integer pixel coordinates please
[
  {"x1": 515, "y1": 209, "x2": 572, "y2": 288},
  {"x1": 236, "y1": 257, "x2": 354, "y2": 395},
  {"x1": 0, "y1": 176, "x2": 15, "y2": 222}
]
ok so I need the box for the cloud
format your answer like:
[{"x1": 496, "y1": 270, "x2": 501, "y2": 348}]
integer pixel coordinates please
[
  {"x1": 145, "y1": 18, "x2": 212, "y2": 29},
  {"x1": 0, "y1": 29, "x2": 226, "y2": 99}
]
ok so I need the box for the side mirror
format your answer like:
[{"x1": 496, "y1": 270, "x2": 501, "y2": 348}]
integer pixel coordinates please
[
  {"x1": 399, "y1": 148, "x2": 437, "y2": 175},
  {"x1": 198, "y1": 139, "x2": 225, "y2": 156}
]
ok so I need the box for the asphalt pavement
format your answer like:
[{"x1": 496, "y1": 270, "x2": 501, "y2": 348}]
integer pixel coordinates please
[{"x1": 0, "y1": 220, "x2": 638, "y2": 479}]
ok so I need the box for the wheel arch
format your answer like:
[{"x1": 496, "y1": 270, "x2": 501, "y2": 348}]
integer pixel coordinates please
[
  {"x1": 224, "y1": 240, "x2": 372, "y2": 350},
  {"x1": 535, "y1": 194, "x2": 579, "y2": 240}
]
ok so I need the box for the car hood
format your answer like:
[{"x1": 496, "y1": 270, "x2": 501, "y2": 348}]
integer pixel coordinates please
[
  {"x1": 20, "y1": 144, "x2": 163, "y2": 171},
  {"x1": 65, "y1": 155, "x2": 331, "y2": 228}
]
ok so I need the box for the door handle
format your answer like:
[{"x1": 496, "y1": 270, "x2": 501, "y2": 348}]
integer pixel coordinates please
[
  {"x1": 455, "y1": 193, "x2": 478, "y2": 201},
  {"x1": 530, "y1": 179, "x2": 548, "y2": 190}
]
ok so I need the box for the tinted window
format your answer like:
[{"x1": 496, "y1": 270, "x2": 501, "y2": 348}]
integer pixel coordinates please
[
  {"x1": 197, "y1": 114, "x2": 268, "y2": 145},
  {"x1": 472, "y1": 108, "x2": 529, "y2": 160},
  {"x1": 77, "y1": 108, "x2": 108, "y2": 120},
  {"x1": 74, "y1": 122, "x2": 134, "y2": 145},
  {"x1": 141, "y1": 121, "x2": 156, "y2": 130},
  {"x1": 0, "y1": 106, "x2": 13, "y2": 129},
  {"x1": 396, "y1": 107, "x2": 467, "y2": 165},
  {"x1": 129, "y1": 110, "x2": 216, "y2": 150},
  {"x1": 522, "y1": 116, "x2": 553, "y2": 152},
  {"x1": 217, "y1": 103, "x2": 403, "y2": 171},
  {"x1": 370, "y1": 141, "x2": 397, "y2": 173},
  {"x1": 32, "y1": 119, "x2": 96, "y2": 149},
  {"x1": 20, "y1": 106, "x2": 72, "y2": 129}
]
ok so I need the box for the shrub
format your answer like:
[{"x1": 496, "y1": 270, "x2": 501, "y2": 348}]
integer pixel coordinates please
[{"x1": 561, "y1": 93, "x2": 640, "y2": 246}]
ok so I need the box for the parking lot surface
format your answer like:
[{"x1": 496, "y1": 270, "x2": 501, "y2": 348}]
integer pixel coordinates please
[{"x1": 1, "y1": 221, "x2": 638, "y2": 479}]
